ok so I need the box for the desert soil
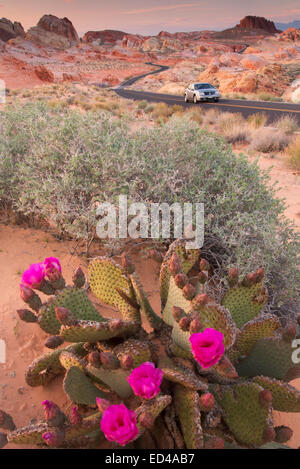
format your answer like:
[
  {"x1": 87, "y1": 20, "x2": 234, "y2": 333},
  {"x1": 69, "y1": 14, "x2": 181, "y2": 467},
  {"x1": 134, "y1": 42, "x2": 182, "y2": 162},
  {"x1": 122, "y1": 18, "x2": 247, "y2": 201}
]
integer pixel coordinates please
[{"x1": 0, "y1": 151, "x2": 299, "y2": 449}]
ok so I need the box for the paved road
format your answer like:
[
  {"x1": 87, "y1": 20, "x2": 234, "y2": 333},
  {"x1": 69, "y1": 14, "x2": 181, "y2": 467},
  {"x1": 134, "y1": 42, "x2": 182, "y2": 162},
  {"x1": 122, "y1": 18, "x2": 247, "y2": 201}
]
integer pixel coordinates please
[{"x1": 114, "y1": 63, "x2": 300, "y2": 124}]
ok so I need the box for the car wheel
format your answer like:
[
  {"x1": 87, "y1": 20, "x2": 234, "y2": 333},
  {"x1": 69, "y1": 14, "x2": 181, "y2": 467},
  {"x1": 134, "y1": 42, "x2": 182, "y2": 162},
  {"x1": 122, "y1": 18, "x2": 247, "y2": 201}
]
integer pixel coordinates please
[
  {"x1": 214, "y1": 98, "x2": 219, "y2": 102},
  {"x1": 193, "y1": 95, "x2": 198, "y2": 104},
  {"x1": 184, "y1": 94, "x2": 188, "y2": 103}
]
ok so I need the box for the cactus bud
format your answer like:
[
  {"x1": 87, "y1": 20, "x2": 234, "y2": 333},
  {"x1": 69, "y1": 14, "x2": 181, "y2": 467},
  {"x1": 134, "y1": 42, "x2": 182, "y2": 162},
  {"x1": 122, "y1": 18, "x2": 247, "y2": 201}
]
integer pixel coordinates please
[
  {"x1": 283, "y1": 324, "x2": 297, "y2": 342},
  {"x1": 42, "y1": 400, "x2": 65, "y2": 427},
  {"x1": 55, "y1": 306, "x2": 79, "y2": 326},
  {"x1": 259, "y1": 390, "x2": 272, "y2": 408},
  {"x1": 169, "y1": 253, "x2": 181, "y2": 276},
  {"x1": 199, "y1": 259, "x2": 210, "y2": 272},
  {"x1": 100, "y1": 352, "x2": 120, "y2": 370},
  {"x1": 45, "y1": 335, "x2": 64, "y2": 349},
  {"x1": 0, "y1": 410, "x2": 15, "y2": 431},
  {"x1": 263, "y1": 426, "x2": 276, "y2": 443},
  {"x1": 198, "y1": 271, "x2": 208, "y2": 284},
  {"x1": 182, "y1": 283, "x2": 196, "y2": 300},
  {"x1": 42, "y1": 430, "x2": 65, "y2": 448},
  {"x1": 120, "y1": 354, "x2": 134, "y2": 370},
  {"x1": 148, "y1": 250, "x2": 163, "y2": 263},
  {"x1": 96, "y1": 398, "x2": 111, "y2": 415},
  {"x1": 69, "y1": 406, "x2": 83, "y2": 426},
  {"x1": 121, "y1": 254, "x2": 135, "y2": 274},
  {"x1": 179, "y1": 316, "x2": 191, "y2": 331},
  {"x1": 193, "y1": 294, "x2": 209, "y2": 308},
  {"x1": 205, "y1": 437, "x2": 224, "y2": 449},
  {"x1": 189, "y1": 318, "x2": 202, "y2": 334},
  {"x1": 228, "y1": 267, "x2": 239, "y2": 286},
  {"x1": 88, "y1": 351, "x2": 101, "y2": 368},
  {"x1": 72, "y1": 267, "x2": 85, "y2": 288},
  {"x1": 242, "y1": 273, "x2": 257, "y2": 287},
  {"x1": 172, "y1": 306, "x2": 186, "y2": 322},
  {"x1": 275, "y1": 426, "x2": 293, "y2": 444},
  {"x1": 139, "y1": 412, "x2": 155, "y2": 429},
  {"x1": 20, "y1": 284, "x2": 42, "y2": 312},
  {"x1": 199, "y1": 393, "x2": 215, "y2": 412},
  {"x1": 174, "y1": 273, "x2": 188, "y2": 289},
  {"x1": 17, "y1": 308, "x2": 38, "y2": 323},
  {"x1": 255, "y1": 268, "x2": 264, "y2": 283},
  {"x1": 216, "y1": 356, "x2": 238, "y2": 379},
  {"x1": 0, "y1": 432, "x2": 7, "y2": 449}
]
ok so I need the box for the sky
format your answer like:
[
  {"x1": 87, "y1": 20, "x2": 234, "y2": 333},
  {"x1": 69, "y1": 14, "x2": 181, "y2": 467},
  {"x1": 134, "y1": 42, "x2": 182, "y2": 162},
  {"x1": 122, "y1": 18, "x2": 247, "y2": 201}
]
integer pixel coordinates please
[{"x1": 1, "y1": 0, "x2": 300, "y2": 36}]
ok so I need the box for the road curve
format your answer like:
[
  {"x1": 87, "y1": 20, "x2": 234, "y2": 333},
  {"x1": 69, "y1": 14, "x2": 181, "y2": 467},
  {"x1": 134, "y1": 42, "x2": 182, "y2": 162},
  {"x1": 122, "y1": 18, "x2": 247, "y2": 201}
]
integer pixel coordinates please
[{"x1": 114, "y1": 63, "x2": 300, "y2": 124}]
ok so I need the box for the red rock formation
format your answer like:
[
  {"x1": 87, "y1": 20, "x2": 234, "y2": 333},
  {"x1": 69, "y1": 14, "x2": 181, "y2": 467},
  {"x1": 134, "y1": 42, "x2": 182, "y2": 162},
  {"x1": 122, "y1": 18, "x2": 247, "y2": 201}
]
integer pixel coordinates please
[
  {"x1": 27, "y1": 15, "x2": 79, "y2": 48},
  {"x1": 34, "y1": 65, "x2": 54, "y2": 82},
  {"x1": 236, "y1": 16, "x2": 280, "y2": 34},
  {"x1": 82, "y1": 30, "x2": 126, "y2": 44},
  {"x1": 37, "y1": 15, "x2": 79, "y2": 42},
  {"x1": 0, "y1": 18, "x2": 25, "y2": 42},
  {"x1": 278, "y1": 28, "x2": 300, "y2": 41}
]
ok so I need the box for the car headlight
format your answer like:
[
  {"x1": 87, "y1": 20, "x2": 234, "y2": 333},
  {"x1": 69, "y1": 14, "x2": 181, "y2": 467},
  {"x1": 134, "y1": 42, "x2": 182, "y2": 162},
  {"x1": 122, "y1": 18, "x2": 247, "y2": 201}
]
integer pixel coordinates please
[{"x1": 198, "y1": 92, "x2": 205, "y2": 96}]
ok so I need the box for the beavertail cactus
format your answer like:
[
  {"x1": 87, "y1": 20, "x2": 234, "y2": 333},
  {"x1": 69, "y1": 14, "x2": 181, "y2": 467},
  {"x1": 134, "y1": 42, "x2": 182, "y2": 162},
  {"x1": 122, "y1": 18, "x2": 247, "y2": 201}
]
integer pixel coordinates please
[{"x1": 1, "y1": 241, "x2": 299, "y2": 449}]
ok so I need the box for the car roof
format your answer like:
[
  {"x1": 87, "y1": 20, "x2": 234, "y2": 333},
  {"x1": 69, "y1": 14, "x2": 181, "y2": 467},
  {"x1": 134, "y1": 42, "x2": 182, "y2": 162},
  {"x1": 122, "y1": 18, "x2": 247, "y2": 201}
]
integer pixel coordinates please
[{"x1": 192, "y1": 83, "x2": 213, "y2": 86}]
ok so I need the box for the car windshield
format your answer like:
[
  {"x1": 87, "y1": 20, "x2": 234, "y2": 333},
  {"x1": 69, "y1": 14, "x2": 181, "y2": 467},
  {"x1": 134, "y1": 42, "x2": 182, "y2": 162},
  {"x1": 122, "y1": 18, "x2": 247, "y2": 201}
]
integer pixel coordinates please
[{"x1": 194, "y1": 83, "x2": 214, "y2": 90}]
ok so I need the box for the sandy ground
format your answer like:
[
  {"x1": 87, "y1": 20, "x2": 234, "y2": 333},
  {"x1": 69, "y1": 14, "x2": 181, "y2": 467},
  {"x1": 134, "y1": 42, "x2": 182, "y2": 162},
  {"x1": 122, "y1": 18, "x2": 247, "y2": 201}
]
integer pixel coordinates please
[{"x1": 0, "y1": 149, "x2": 299, "y2": 449}]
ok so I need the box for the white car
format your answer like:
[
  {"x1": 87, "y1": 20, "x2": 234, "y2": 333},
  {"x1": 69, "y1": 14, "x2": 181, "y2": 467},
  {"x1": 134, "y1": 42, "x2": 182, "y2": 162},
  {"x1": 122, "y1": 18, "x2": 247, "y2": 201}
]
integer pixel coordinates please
[{"x1": 184, "y1": 83, "x2": 220, "y2": 103}]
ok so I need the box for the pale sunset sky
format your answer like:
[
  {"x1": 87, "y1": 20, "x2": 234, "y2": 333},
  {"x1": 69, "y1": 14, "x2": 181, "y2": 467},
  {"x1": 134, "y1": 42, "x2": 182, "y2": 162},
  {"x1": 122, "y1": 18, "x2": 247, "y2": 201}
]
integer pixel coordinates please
[{"x1": 1, "y1": 0, "x2": 299, "y2": 36}]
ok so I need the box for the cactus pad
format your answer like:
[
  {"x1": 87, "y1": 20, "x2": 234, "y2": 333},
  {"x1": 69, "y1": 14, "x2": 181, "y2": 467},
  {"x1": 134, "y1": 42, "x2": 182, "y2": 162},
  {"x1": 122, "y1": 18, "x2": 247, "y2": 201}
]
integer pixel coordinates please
[
  {"x1": 174, "y1": 385, "x2": 203, "y2": 449},
  {"x1": 60, "y1": 319, "x2": 139, "y2": 343},
  {"x1": 86, "y1": 365, "x2": 132, "y2": 399},
  {"x1": 39, "y1": 287, "x2": 104, "y2": 335},
  {"x1": 253, "y1": 376, "x2": 300, "y2": 412},
  {"x1": 236, "y1": 337, "x2": 300, "y2": 382},
  {"x1": 63, "y1": 366, "x2": 107, "y2": 405},
  {"x1": 212, "y1": 382, "x2": 271, "y2": 447},
  {"x1": 158, "y1": 357, "x2": 208, "y2": 391},
  {"x1": 88, "y1": 257, "x2": 138, "y2": 321},
  {"x1": 229, "y1": 315, "x2": 282, "y2": 362},
  {"x1": 221, "y1": 281, "x2": 267, "y2": 328}
]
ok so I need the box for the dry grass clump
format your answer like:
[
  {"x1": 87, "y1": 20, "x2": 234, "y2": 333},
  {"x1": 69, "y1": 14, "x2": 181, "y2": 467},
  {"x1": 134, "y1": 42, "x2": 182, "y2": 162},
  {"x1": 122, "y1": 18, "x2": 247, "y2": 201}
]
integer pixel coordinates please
[
  {"x1": 249, "y1": 127, "x2": 291, "y2": 153},
  {"x1": 186, "y1": 108, "x2": 203, "y2": 125},
  {"x1": 274, "y1": 115, "x2": 299, "y2": 135},
  {"x1": 286, "y1": 135, "x2": 300, "y2": 169},
  {"x1": 151, "y1": 102, "x2": 180, "y2": 122},
  {"x1": 214, "y1": 112, "x2": 249, "y2": 144},
  {"x1": 256, "y1": 92, "x2": 283, "y2": 102},
  {"x1": 247, "y1": 113, "x2": 268, "y2": 129},
  {"x1": 202, "y1": 108, "x2": 220, "y2": 126}
]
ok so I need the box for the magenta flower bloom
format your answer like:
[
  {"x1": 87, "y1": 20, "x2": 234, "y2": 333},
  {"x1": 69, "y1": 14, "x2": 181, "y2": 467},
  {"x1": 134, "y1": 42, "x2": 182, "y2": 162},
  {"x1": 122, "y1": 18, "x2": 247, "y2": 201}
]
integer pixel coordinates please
[
  {"x1": 100, "y1": 403, "x2": 139, "y2": 446},
  {"x1": 127, "y1": 362, "x2": 164, "y2": 400},
  {"x1": 189, "y1": 328, "x2": 224, "y2": 369},
  {"x1": 44, "y1": 257, "x2": 62, "y2": 282},
  {"x1": 21, "y1": 263, "x2": 45, "y2": 289}
]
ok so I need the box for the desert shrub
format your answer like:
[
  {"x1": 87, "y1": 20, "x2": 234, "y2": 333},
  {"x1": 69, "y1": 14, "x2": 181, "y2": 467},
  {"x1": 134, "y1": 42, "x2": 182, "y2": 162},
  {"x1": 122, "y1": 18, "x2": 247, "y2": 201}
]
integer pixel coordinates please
[
  {"x1": 257, "y1": 93, "x2": 283, "y2": 102},
  {"x1": 0, "y1": 103, "x2": 299, "y2": 305},
  {"x1": 144, "y1": 103, "x2": 155, "y2": 113},
  {"x1": 287, "y1": 135, "x2": 300, "y2": 169},
  {"x1": 186, "y1": 108, "x2": 203, "y2": 125},
  {"x1": 137, "y1": 100, "x2": 148, "y2": 110},
  {"x1": 247, "y1": 113, "x2": 267, "y2": 129},
  {"x1": 215, "y1": 112, "x2": 245, "y2": 133},
  {"x1": 202, "y1": 108, "x2": 220, "y2": 125},
  {"x1": 274, "y1": 115, "x2": 299, "y2": 135},
  {"x1": 249, "y1": 128, "x2": 291, "y2": 153},
  {"x1": 151, "y1": 102, "x2": 174, "y2": 122}
]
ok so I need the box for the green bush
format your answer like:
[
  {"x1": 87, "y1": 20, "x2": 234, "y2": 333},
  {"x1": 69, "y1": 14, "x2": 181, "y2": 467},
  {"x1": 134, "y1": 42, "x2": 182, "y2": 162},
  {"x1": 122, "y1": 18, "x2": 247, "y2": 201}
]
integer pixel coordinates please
[{"x1": 0, "y1": 102, "x2": 299, "y2": 306}]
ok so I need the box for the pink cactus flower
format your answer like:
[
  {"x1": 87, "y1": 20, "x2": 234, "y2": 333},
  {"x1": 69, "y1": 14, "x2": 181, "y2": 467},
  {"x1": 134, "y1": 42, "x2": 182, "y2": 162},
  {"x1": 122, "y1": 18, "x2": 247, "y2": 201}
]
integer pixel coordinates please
[
  {"x1": 43, "y1": 257, "x2": 62, "y2": 282},
  {"x1": 21, "y1": 263, "x2": 45, "y2": 289},
  {"x1": 127, "y1": 362, "x2": 164, "y2": 400},
  {"x1": 100, "y1": 403, "x2": 139, "y2": 446},
  {"x1": 189, "y1": 328, "x2": 224, "y2": 369}
]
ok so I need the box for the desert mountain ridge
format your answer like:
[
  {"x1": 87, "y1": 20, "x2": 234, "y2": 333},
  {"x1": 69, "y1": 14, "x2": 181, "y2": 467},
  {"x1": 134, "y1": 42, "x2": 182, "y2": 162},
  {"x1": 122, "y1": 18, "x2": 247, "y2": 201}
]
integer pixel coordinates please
[{"x1": 0, "y1": 13, "x2": 294, "y2": 47}]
